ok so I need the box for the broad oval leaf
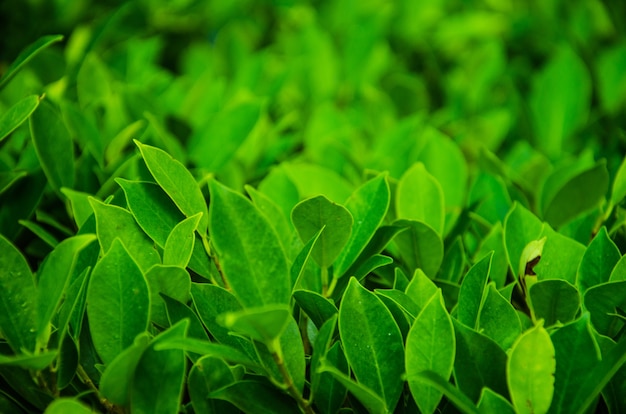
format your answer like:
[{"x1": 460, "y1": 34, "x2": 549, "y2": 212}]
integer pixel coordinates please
[
  {"x1": 291, "y1": 195, "x2": 353, "y2": 268},
  {"x1": 339, "y1": 278, "x2": 404, "y2": 411},
  {"x1": 43, "y1": 398, "x2": 93, "y2": 414},
  {"x1": 0, "y1": 95, "x2": 40, "y2": 142},
  {"x1": 86, "y1": 239, "x2": 150, "y2": 365},
  {"x1": 577, "y1": 226, "x2": 620, "y2": 293},
  {"x1": 396, "y1": 162, "x2": 445, "y2": 235},
  {"x1": 394, "y1": 219, "x2": 444, "y2": 278},
  {"x1": 217, "y1": 305, "x2": 291, "y2": 350},
  {"x1": 135, "y1": 140, "x2": 209, "y2": 234},
  {"x1": 528, "y1": 280, "x2": 580, "y2": 327},
  {"x1": 503, "y1": 203, "x2": 544, "y2": 280},
  {"x1": 0, "y1": 235, "x2": 37, "y2": 353},
  {"x1": 406, "y1": 290, "x2": 455, "y2": 414},
  {"x1": 405, "y1": 268, "x2": 439, "y2": 312},
  {"x1": 163, "y1": 213, "x2": 202, "y2": 267},
  {"x1": 477, "y1": 283, "x2": 522, "y2": 351},
  {"x1": 30, "y1": 100, "x2": 75, "y2": 195},
  {"x1": 208, "y1": 179, "x2": 290, "y2": 306},
  {"x1": 333, "y1": 173, "x2": 390, "y2": 278}
]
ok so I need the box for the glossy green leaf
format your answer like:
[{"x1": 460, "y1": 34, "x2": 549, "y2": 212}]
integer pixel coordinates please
[
  {"x1": 18, "y1": 219, "x2": 58, "y2": 247},
  {"x1": 396, "y1": 162, "x2": 445, "y2": 235},
  {"x1": 529, "y1": 280, "x2": 580, "y2": 327},
  {"x1": 217, "y1": 305, "x2": 291, "y2": 351},
  {"x1": 30, "y1": 100, "x2": 75, "y2": 194},
  {"x1": 0, "y1": 34, "x2": 63, "y2": 90},
  {"x1": 208, "y1": 380, "x2": 300, "y2": 413},
  {"x1": 476, "y1": 222, "x2": 508, "y2": 288},
  {"x1": 86, "y1": 238, "x2": 150, "y2": 365},
  {"x1": 35, "y1": 234, "x2": 95, "y2": 347},
  {"x1": 504, "y1": 203, "x2": 544, "y2": 279},
  {"x1": 584, "y1": 280, "x2": 626, "y2": 338},
  {"x1": 414, "y1": 370, "x2": 479, "y2": 414},
  {"x1": 530, "y1": 46, "x2": 590, "y2": 159},
  {"x1": 477, "y1": 283, "x2": 522, "y2": 351},
  {"x1": 610, "y1": 255, "x2": 626, "y2": 282},
  {"x1": 339, "y1": 278, "x2": 404, "y2": 411},
  {"x1": 0, "y1": 350, "x2": 57, "y2": 370},
  {"x1": 577, "y1": 226, "x2": 620, "y2": 293},
  {"x1": 405, "y1": 268, "x2": 439, "y2": 311},
  {"x1": 131, "y1": 320, "x2": 187, "y2": 414},
  {"x1": 0, "y1": 95, "x2": 40, "y2": 142},
  {"x1": 188, "y1": 356, "x2": 238, "y2": 414},
  {"x1": 292, "y1": 290, "x2": 338, "y2": 329},
  {"x1": 0, "y1": 235, "x2": 37, "y2": 353},
  {"x1": 246, "y1": 185, "x2": 294, "y2": 254},
  {"x1": 549, "y1": 314, "x2": 600, "y2": 414},
  {"x1": 283, "y1": 162, "x2": 354, "y2": 203},
  {"x1": 43, "y1": 398, "x2": 93, "y2": 414},
  {"x1": 507, "y1": 323, "x2": 556, "y2": 414},
  {"x1": 116, "y1": 178, "x2": 185, "y2": 247},
  {"x1": 163, "y1": 294, "x2": 209, "y2": 342},
  {"x1": 438, "y1": 236, "x2": 466, "y2": 283},
  {"x1": 533, "y1": 227, "x2": 585, "y2": 285},
  {"x1": 406, "y1": 290, "x2": 455, "y2": 414},
  {"x1": 145, "y1": 265, "x2": 191, "y2": 328},
  {"x1": 189, "y1": 100, "x2": 261, "y2": 171},
  {"x1": 542, "y1": 161, "x2": 609, "y2": 229},
  {"x1": 457, "y1": 252, "x2": 492, "y2": 329},
  {"x1": 61, "y1": 188, "x2": 94, "y2": 228},
  {"x1": 100, "y1": 333, "x2": 151, "y2": 406},
  {"x1": 333, "y1": 173, "x2": 390, "y2": 278},
  {"x1": 291, "y1": 195, "x2": 353, "y2": 268},
  {"x1": 208, "y1": 179, "x2": 290, "y2": 306},
  {"x1": 375, "y1": 289, "x2": 420, "y2": 320},
  {"x1": 135, "y1": 140, "x2": 209, "y2": 234},
  {"x1": 477, "y1": 388, "x2": 515, "y2": 414},
  {"x1": 291, "y1": 228, "x2": 323, "y2": 290},
  {"x1": 163, "y1": 213, "x2": 202, "y2": 267},
  {"x1": 452, "y1": 319, "x2": 508, "y2": 403},
  {"x1": 89, "y1": 197, "x2": 160, "y2": 272},
  {"x1": 394, "y1": 219, "x2": 444, "y2": 278}
]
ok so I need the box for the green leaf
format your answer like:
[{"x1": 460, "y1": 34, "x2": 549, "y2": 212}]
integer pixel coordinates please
[
  {"x1": 0, "y1": 170, "x2": 27, "y2": 196},
  {"x1": 438, "y1": 236, "x2": 466, "y2": 283},
  {"x1": 163, "y1": 213, "x2": 202, "y2": 267},
  {"x1": 548, "y1": 314, "x2": 600, "y2": 414},
  {"x1": 612, "y1": 154, "x2": 626, "y2": 205},
  {"x1": 291, "y1": 228, "x2": 323, "y2": 290},
  {"x1": 584, "y1": 280, "x2": 626, "y2": 338},
  {"x1": 597, "y1": 42, "x2": 626, "y2": 115},
  {"x1": 283, "y1": 162, "x2": 354, "y2": 203},
  {"x1": 476, "y1": 223, "x2": 508, "y2": 288},
  {"x1": 542, "y1": 161, "x2": 609, "y2": 229},
  {"x1": 163, "y1": 294, "x2": 209, "y2": 342},
  {"x1": 530, "y1": 46, "x2": 591, "y2": 159},
  {"x1": 189, "y1": 100, "x2": 262, "y2": 171},
  {"x1": 246, "y1": 185, "x2": 294, "y2": 255},
  {"x1": 208, "y1": 179, "x2": 290, "y2": 306},
  {"x1": 503, "y1": 203, "x2": 544, "y2": 279},
  {"x1": 0, "y1": 34, "x2": 63, "y2": 90},
  {"x1": 89, "y1": 197, "x2": 160, "y2": 272},
  {"x1": 188, "y1": 356, "x2": 238, "y2": 414},
  {"x1": 457, "y1": 252, "x2": 492, "y2": 329},
  {"x1": 406, "y1": 290, "x2": 455, "y2": 414},
  {"x1": 291, "y1": 195, "x2": 353, "y2": 268},
  {"x1": 43, "y1": 398, "x2": 93, "y2": 414},
  {"x1": 394, "y1": 219, "x2": 444, "y2": 278},
  {"x1": 405, "y1": 268, "x2": 439, "y2": 311},
  {"x1": 414, "y1": 370, "x2": 480, "y2": 414},
  {"x1": 529, "y1": 280, "x2": 580, "y2": 327},
  {"x1": 477, "y1": 388, "x2": 515, "y2": 414},
  {"x1": 577, "y1": 226, "x2": 621, "y2": 293},
  {"x1": 61, "y1": 188, "x2": 94, "y2": 228},
  {"x1": 29, "y1": 100, "x2": 75, "y2": 195},
  {"x1": 533, "y1": 228, "x2": 585, "y2": 285},
  {"x1": 477, "y1": 283, "x2": 522, "y2": 351},
  {"x1": 116, "y1": 179, "x2": 185, "y2": 247},
  {"x1": 86, "y1": 239, "x2": 150, "y2": 365},
  {"x1": 396, "y1": 162, "x2": 445, "y2": 235},
  {"x1": 217, "y1": 305, "x2": 291, "y2": 351},
  {"x1": 100, "y1": 333, "x2": 151, "y2": 405},
  {"x1": 208, "y1": 380, "x2": 300, "y2": 413},
  {"x1": 0, "y1": 95, "x2": 40, "y2": 142},
  {"x1": 339, "y1": 278, "x2": 404, "y2": 411},
  {"x1": 131, "y1": 320, "x2": 188, "y2": 414},
  {"x1": 507, "y1": 322, "x2": 556, "y2": 414},
  {"x1": 0, "y1": 350, "x2": 57, "y2": 370},
  {"x1": 292, "y1": 290, "x2": 338, "y2": 329},
  {"x1": 135, "y1": 140, "x2": 209, "y2": 234},
  {"x1": 333, "y1": 173, "x2": 390, "y2": 278},
  {"x1": 145, "y1": 265, "x2": 191, "y2": 328},
  {"x1": 35, "y1": 234, "x2": 96, "y2": 347},
  {"x1": 0, "y1": 235, "x2": 37, "y2": 353},
  {"x1": 452, "y1": 319, "x2": 508, "y2": 403}
]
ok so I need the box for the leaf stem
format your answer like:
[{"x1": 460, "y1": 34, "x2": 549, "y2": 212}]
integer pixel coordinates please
[
  {"x1": 271, "y1": 345, "x2": 315, "y2": 414},
  {"x1": 76, "y1": 365, "x2": 122, "y2": 414}
]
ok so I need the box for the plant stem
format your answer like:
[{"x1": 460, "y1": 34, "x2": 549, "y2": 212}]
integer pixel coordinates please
[
  {"x1": 271, "y1": 347, "x2": 315, "y2": 414},
  {"x1": 76, "y1": 365, "x2": 122, "y2": 414}
]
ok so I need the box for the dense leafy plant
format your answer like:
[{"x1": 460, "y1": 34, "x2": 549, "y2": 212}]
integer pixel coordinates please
[{"x1": 1, "y1": 1, "x2": 626, "y2": 413}]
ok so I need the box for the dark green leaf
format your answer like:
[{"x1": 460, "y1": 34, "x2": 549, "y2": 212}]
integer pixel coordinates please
[
  {"x1": 0, "y1": 34, "x2": 63, "y2": 90},
  {"x1": 292, "y1": 290, "x2": 338, "y2": 329},
  {"x1": 577, "y1": 226, "x2": 621, "y2": 293},
  {"x1": 584, "y1": 280, "x2": 626, "y2": 338},
  {"x1": 394, "y1": 219, "x2": 444, "y2": 278},
  {"x1": 145, "y1": 265, "x2": 191, "y2": 328},
  {"x1": 414, "y1": 370, "x2": 479, "y2": 414},
  {"x1": 477, "y1": 283, "x2": 521, "y2": 351},
  {"x1": 208, "y1": 380, "x2": 300, "y2": 414},
  {"x1": 457, "y1": 252, "x2": 492, "y2": 329},
  {"x1": 0, "y1": 95, "x2": 40, "y2": 142},
  {"x1": 529, "y1": 280, "x2": 580, "y2": 327}
]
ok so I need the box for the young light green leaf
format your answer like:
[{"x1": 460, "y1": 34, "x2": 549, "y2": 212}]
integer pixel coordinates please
[
  {"x1": 406, "y1": 290, "x2": 455, "y2": 414},
  {"x1": 477, "y1": 388, "x2": 515, "y2": 414},
  {"x1": 457, "y1": 252, "x2": 492, "y2": 329},
  {"x1": 577, "y1": 226, "x2": 621, "y2": 293},
  {"x1": 30, "y1": 100, "x2": 75, "y2": 195},
  {"x1": 87, "y1": 238, "x2": 150, "y2": 365},
  {"x1": 131, "y1": 320, "x2": 188, "y2": 414},
  {"x1": 396, "y1": 162, "x2": 445, "y2": 235},
  {"x1": 477, "y1": 283, "x2": 522, "y2": 351},
  {"x1": 208, "y1": 179, "x2": 290, "y2": 306},
  {"x1": 43, "y1": 398, "x2": 93, "y2": 414},
  {"x1": 100, "y1": 333, "x2": 151, "y2": 406},
  {"x1": 217, "y1": 305, "x2": 291, "y2": 351},
  {"x1": 503, "y1": 203, "x2": 543, "y2": 281},
  {"x1": 291, "y1": 195, "x2": 353, "y2": 268},
  {"x1": 283, "y1": 162, "x2": 354, "y2": 203},
  {"x1": 116, "y1": 179, "x2": 185, "y2": 247},
  {"x1": 35, "y1": 234, "x2": 96, "y2": 347},
  {"x1": 0, "y1": 95, "x2": 40, "y2": 142},
  {"x1": 145, "y1": 265, "x2": 191, "y2": 328},
  {"x1": 163, "y1": 213, "x2": 202, "y2": 267},
  {"x1": 394, "y1": 219, "x2": 444, "y2": 278},
  {"x1": 0, "y1": 235, "x2": 37, "y2": 353},
  {"x1": 529, "y1": 280, "x2": 580, "y2": 327},
  {"x1": 339, "y1": 278, "x2": 404, "y2": 411},
  {"x1": 135, "y1": 140, "x2": 209, "y2": 234},
  {"x1": 405, "y1": 268, "x2": 439, "y2": 311},
  {"x1": 333, "y1": 173, "x2": 390, "y2": 278},
  {"x1": 61, "y1": 188, "x2": 94, "y2": 228},
  {"x1": 0, "y1": 34, "x2": 63, "y2": 90},
  {"x1": 0, "y1": 350, "x2": 57, "y2": 371},
  {"x1": 89, "y1": 197, "x2": 160, "y2": 272},
  {"x1": 507, "y1": 322, "x2": 556, "y2": 414}
]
